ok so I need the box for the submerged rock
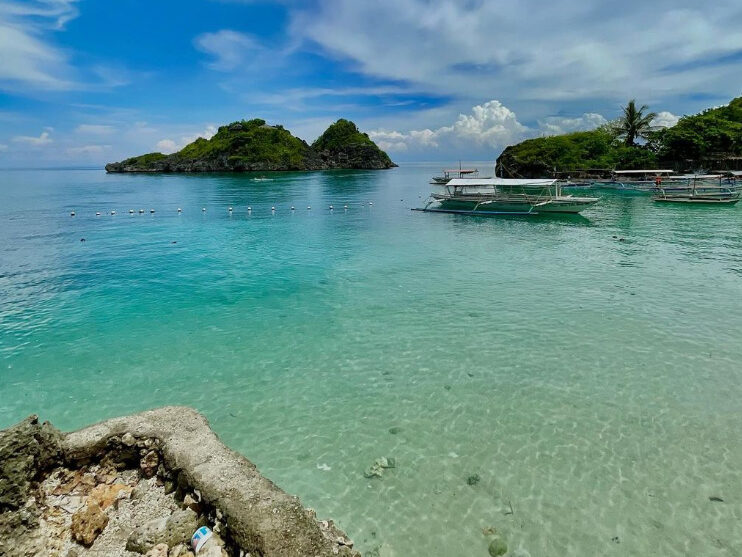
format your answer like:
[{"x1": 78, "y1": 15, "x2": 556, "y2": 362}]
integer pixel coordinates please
[
  {"x1": 488, "y1": 536, "x2": 508, "y2": 556},
  {"x1": 363, "y1": 457, "x2": 396, "y2": 479}
]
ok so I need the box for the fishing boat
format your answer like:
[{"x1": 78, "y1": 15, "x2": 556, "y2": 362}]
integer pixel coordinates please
[
  {"x1": 417, "y1": 178, "x2": 599, "y2": 215},
  {"x1": 430, "y1": 168, "x2": 479, "y2": 184},
  {"x1": 653, "y1": 175, "x2": 741, "y2": 204}
]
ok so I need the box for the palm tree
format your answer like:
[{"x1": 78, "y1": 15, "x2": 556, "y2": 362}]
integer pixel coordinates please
[{"x1": 618, "y1": 100, "x2": 657, "y2": 146}]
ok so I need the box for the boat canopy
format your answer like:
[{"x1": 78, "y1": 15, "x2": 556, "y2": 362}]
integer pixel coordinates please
[
  {"x1": 446, "y1": 178, "x2": 557, "y2": 187},
  {"x1": 443, "y1": 169, "x2": 478, "y2": 173},
  {"x1": 613, "y1": 169, "x2": 673, "y2": 174},
  {"x1": 674, "y1": 174, "x2": 723, "y2": 179}
]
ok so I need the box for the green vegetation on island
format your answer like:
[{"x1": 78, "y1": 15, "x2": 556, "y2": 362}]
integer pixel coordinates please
[
  {"x1": 311, "y1": 119, "x2": 394, "y2": 169},
  {"x1": 497, "y1": 96, "x2": 742, "y2": 177},
  {"x1": 106, "y1": 118, "x2": 396, "y2": 173}
]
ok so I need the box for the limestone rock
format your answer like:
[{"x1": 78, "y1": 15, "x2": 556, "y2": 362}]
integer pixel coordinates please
[
  {"x1": 90, "y1": 482, "x2": 132, "y2": 510},
  {"x1": 71, "y1": 501, "x2": 109, "y2": 546},
  {"x1": 126, "y1": 516, "x2": 168, "y2": 553},
  {"x1": 0, "y1": 415, "x2": 62, "y2": 511},
  {"x1": 63, "y1": 406, "x2": 362, "y2": 556},
  {"x1": 145, "y1": 543, "x2": 169, "y2": 557},
  {"x1": 165, "y1": 508, "x2": 203, "y2": 547},
  {"x1": 127, "y1": 509, "x2": 202, "y2": 553},
  {"x1": 140, "y1": 450, "x2": 160, "y2": 478}
]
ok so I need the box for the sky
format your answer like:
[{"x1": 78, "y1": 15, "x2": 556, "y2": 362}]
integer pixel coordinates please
[{"x1": 1, "y1": 0, "x2": 741, "y2": 167}]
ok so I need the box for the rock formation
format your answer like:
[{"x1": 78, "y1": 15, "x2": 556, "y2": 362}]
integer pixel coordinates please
[{"x1": 0, "y1": 407, "x2": 359, "y2": 557}]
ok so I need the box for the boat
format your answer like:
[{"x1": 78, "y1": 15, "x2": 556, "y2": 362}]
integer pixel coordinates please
[
  {"x1": 592, "y1": 169, "x2": 676, "y2": 192},
  {"x1": 417, "y1": 178, "x2": 599, "y2": 215},
  {"x1": 653, "y1": 175, "x2": 741, "y2": 204},
  {"x1": 430, "y1": 168, "x2": 479, "y2": 184}
]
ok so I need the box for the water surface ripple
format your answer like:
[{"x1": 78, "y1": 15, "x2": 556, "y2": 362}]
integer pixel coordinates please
[{"x1": 1, "y1": 167, "x2": 741, "y2": 556}]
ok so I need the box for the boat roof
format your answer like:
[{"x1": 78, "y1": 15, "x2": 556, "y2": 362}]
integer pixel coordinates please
[
  {"x1": 443, "y1": 169, "x2": 477, "y2": 173},
  {"x1": 613, "y1": 169, "x2": 673, "y2": 174},
  {"x1": 674, "y1": 174, "x2": 722, "y2": 179},
  {"x1": 447, "y1": 178, "x2": 557, "y2": 186}
]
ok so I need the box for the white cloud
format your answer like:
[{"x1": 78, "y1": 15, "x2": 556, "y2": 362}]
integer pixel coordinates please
[
  {"x1": 369, "y1": 100, "x2": 612, "y2": 155},
  {"x1": 12, "y1": 131, "x2": 52, "y2": 145},
  {"x1": 537, "y1": 113, "x2": 608, "y2": 136},
  {"x1": 155, "y1": 125, "x2": 218, "y2": 154},
  {"x1": 155, "y1": 139, "x2": 178, "y2": 154},
  {"x1": 0, "y1": 144, "x2": 7, "y2": 151},
  {"x1": 0, "y1": 1, "x2": 79, "y2": 91},
  {"x1": 0, "y1": 0, "x2": 79, "y2": 30},
  {"x1": 652, "y1": 111, "x2": 680, "y2": 128},
  {"x1": 289, "y1": 1, "x2": 742, "y2": 104},
  {"x1": 194, "y1": 30, "x2": 262, "y2": 71},
  {"x1": 370, "y1": 100, "x2": 530, "y2": 153},
  {"x1": 75, "y1": 124, "x2": 115, "y2": 135},
  {"x1": 67, "y1": 144, "x2": 110, "y2": 155}
]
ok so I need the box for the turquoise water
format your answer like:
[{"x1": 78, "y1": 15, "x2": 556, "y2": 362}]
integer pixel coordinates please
[{"x1": 1, "y1": 166, "x2": 742, "y2": 556}]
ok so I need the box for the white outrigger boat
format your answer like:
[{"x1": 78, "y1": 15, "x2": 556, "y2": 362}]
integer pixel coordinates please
[
  {"x1": 592, "y1": 169, "x2": 676, "y2": 192},
  {"x1": 653, "y1": 175, "x2": 741, "y2": 204},
  {"x1": 417, "y1": 178, "x2": 599, "y2": 215}
]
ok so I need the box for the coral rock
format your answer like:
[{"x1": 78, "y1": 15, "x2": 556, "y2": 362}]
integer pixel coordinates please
[
  {"x1": 140, "y1": 450, "x2": 160, "y2": 478},
  {"x1": 71, "y1": 501, "x2": 109, "y2": 546}
]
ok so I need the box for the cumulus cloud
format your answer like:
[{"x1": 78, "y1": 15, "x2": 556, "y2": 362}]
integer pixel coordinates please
[
  {"x1": 651, "y1": 111, "x2": 680, "y2": 128},
  {"x1": 194, "y1": 30, "x2": 262, "y2": 71},
  {"x1": 155, "y1": 125, "x2": 218, "y2": 154},
  {"x1": 370, "y1": 100, "x2": 529, "y2": 153},
  {"x1": 12, "y1": 131, "x2": 53, "y2": 146},
  {"x1": 370, "y1": 99, "x2": 614, "y2": 155},
  {"x1": 75, "y1": 124, "x2": 115, "y2": 134},
  {"x1": 538, "y1": 113, "x2": 608, "y2": 135}
]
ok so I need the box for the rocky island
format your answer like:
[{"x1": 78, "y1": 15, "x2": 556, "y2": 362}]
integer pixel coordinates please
[
  {"x1": 0, "y1": 407, "x2": 359, "y2": 557},
  {"x1": 106, "y1": 119, "x2": 396, "y2": 173}
]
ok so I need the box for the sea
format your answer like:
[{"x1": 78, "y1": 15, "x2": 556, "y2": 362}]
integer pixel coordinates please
[{"x1": 1, "y1": 165, "x2": 741, "y2": 556}]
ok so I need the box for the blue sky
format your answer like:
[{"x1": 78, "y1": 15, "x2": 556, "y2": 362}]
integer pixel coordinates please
[{"x1": 1, "y1": 0, "x2": 741, "y2": 167}]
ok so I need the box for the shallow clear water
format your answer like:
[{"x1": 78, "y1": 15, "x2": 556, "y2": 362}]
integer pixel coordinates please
[{"x1": 1, "y1": 166, "x2": 741, "y2": 556}]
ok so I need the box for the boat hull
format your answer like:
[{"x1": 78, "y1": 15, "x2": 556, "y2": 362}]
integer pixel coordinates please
[
  {"x1": 433, "y1": 196, "x2": 598, "y2": 215},
  {"x1": 653, "y1": 195, "x2": 739, "y2": 204}
]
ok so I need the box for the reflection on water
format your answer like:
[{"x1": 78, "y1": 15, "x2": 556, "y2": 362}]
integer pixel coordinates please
[{"x1": 1, "y1": 166, "x2": 742, "y2": 556}]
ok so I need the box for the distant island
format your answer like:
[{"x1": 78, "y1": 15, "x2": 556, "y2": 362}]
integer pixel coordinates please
[
  {"x1": 106, "y1": 118, "x2": 396, "y2": 173},
  {"x1": 497, "y1": 96, "x2": 742, "y2": 177}
]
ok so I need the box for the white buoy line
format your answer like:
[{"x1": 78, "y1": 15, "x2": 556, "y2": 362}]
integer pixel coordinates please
[{"x1": 72, "y1": 202, "x2": 374, "y2": 217}]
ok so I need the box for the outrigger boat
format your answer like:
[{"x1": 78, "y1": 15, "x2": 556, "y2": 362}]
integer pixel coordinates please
[
  {"x1": 417, "y1": 178, "x2": 599, "y2": 215},
  {"x1": 653, "y1": 175, "x2": 741, "y2": 204},
  {"x1": 592, "y1": 169, "x2": 676, "y2": 192},
  {"x1": 430, "y1": 167, "x2": 479, "y2": 184}
]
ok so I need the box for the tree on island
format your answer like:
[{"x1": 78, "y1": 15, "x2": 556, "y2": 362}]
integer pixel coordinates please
[{"x1": 617, "y1": 99, "x2": 657, "y2": 146}]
